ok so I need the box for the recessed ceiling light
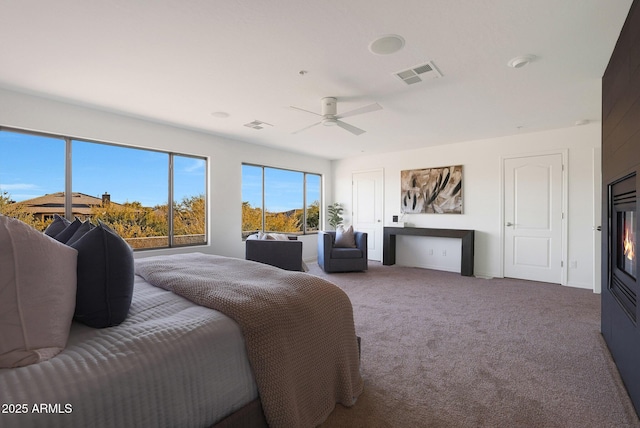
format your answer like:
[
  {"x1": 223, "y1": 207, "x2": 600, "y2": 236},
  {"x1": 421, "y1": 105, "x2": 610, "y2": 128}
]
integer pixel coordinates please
[
  {"x1": 369, "y1": 34, "x2": 405, "y2": 55},
  {"x1": 507, "y1": 55, "x2": 536, "y2": 68},
  {"x1": 211, "y1": 111, "x2": 230, "y2": 118}
]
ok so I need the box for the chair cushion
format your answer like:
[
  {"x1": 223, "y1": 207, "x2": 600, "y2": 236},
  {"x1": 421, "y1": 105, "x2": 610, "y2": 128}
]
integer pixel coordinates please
[
  {"x1": 334, "y1": 225, "x2": 356, "y2": 248},
  {"x1": 247, "y1": 232, "x2": 291, "y2": 241},
  {"x1": 331, "y1": 248, "x2": 363, "y2": 259}
]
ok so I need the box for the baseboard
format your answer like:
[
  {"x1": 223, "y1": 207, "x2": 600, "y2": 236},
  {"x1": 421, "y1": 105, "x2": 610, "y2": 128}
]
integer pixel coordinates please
[
  {"x1": 396, "y1": 263, "x2": 460, "y2": 274},
  {"x1": 566, "y1": 281, "x2": 594, "y2": 291}
]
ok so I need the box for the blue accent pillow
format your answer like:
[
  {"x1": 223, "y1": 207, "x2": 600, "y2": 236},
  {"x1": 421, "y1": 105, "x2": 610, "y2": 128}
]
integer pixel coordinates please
[
  {"x1": 44, "y1": 214, "x2": 70, "y2": 237},
  {"x1": 70, "y1": 222, "x2": 134, "y2": 328},
  {"x1": 53, "y1": 218, "x2": 82, "y2": 243},
  {"x1": 65, "y1": 220, "x2": 95, "y2": 246}
]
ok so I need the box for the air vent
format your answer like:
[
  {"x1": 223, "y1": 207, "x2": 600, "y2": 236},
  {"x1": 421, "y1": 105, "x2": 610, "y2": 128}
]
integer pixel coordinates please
[
  {"x1": 244, "y1": 120, "x2": 273, "y2": 130},
  {"x1": 394, "y1": 61, "x2": 442, "y2": 85}
]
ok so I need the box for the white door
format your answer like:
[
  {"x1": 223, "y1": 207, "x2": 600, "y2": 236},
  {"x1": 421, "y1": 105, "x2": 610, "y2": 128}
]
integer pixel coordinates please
[
  {"x1": 352, "y1": 169, "x2": 384, "y2": 261},
  {"x1": 504, "y1": 153, "x2": 564, "y2": 284}
]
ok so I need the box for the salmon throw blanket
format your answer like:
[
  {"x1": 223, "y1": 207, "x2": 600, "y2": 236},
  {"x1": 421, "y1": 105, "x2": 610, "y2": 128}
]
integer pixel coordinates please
[{"x1": 135, "y1": 253, "x2": 363, "y2": 428}]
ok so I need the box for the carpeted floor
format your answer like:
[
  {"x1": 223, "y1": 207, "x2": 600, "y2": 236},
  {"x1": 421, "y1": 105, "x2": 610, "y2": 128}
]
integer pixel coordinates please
[{"x1": 307, "y1": 262, "x2": 640, "y2": 428}]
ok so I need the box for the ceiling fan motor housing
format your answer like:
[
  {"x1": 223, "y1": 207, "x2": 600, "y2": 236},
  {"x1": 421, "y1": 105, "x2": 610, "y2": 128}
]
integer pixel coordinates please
[{"x1": 321, "y1": 97, "x2": 338, "y2": 117}]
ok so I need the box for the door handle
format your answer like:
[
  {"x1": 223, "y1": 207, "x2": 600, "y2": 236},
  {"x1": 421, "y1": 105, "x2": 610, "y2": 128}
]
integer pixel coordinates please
[
  {"x1": 506, "y1": 222, "x2": 514, "y2": 227},
  {"x1": 595, "y1": 226, "x2": 602, "y2": 231}
]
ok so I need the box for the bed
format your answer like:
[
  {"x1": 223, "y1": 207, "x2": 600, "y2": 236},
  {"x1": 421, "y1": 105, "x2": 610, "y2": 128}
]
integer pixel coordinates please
[{"x1": 0, "y1": 252, "x2": 363, "y2": 428}]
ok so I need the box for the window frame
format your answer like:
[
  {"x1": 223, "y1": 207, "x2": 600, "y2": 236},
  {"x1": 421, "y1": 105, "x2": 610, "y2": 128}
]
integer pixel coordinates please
[
  {"x1": 241, "y1": 163, "x2": 322, "y2": 238},
  {"x1": 0, "y1": 126, "x2": 208, "y2": 250}
]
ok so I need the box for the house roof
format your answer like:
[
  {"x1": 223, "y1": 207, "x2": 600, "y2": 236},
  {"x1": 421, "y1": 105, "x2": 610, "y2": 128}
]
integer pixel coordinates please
[
  {"x1": 0, "y1": 1, "x2": 633, "y2": 159},
  {"x1": 16, "y1": 192, "x2": 119, "y2": 215}
]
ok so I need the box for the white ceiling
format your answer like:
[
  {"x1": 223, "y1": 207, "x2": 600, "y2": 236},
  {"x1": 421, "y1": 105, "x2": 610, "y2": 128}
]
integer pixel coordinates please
[{"x1": 0, "y1": 0, "x2": 633, "y2": 160}]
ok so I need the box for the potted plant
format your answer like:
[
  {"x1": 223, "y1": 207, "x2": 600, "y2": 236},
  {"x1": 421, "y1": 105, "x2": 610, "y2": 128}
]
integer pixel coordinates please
[{"x1": 327, "y1": 202, "x2": 344, "y2": 229}]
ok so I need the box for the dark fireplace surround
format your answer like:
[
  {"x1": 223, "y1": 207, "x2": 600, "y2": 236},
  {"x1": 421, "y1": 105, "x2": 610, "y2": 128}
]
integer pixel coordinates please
[{"x1": 601, "y1": 1, "x2": 639, "y2": 416}]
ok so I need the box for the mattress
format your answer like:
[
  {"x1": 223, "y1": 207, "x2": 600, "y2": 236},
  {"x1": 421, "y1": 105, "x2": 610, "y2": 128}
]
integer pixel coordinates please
[{"x1": 0, "y1": 275, "x2": 258, "y2": 428}]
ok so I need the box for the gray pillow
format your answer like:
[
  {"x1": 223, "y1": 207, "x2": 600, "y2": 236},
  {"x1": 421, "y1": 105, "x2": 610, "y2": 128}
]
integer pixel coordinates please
[
  {"x1": 334, "y1": 225, "x2": 357, "y2": 248},
  {"x1": 0, "y1": 215, "x2": 77, "y2": 368}
]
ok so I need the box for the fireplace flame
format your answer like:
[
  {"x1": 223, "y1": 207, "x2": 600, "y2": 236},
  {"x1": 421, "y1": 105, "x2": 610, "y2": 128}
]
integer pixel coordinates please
[{"x1": 624, "y1": 227, "x2": 635, "y2": 262}]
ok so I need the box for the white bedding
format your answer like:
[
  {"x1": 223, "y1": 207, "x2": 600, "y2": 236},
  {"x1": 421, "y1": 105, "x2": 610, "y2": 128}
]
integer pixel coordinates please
[{"x1": 0, "y1": 275, "x2": 258, "y2": 428}]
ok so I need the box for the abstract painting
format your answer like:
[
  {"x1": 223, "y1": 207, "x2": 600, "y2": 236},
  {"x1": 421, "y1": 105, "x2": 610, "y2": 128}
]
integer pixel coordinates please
[{"x1": 401, "y1": 165, "x2": 463, "y2": 214}]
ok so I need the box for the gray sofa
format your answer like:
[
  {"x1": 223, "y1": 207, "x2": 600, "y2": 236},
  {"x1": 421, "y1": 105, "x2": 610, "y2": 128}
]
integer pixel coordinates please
[
  {"x1": 317, "y1": 231, "x2": 368, "y2": 273},
  {"x1": 245, "y1": 236, "x2": 304, "y2": 271}
]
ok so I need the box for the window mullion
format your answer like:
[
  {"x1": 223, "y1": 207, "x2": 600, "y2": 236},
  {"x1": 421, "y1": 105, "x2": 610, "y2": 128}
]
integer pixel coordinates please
[
  {"x1": 261, "y1": 166, "x2": 266, "y2": 232},
  {"x1": 65, "y1": 138, "x2": 73, "y2": 220},
  {"x1": 168, "y1": 154, "x2": 174, "y2": 247},
  {"x1": 303, "y1": 173, "x2": 307, "y2": 234}
]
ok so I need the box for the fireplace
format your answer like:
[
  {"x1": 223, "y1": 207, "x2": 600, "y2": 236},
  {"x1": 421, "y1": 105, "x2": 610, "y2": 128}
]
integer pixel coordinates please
[
  {"x1": 609, "y1": 173, "x2": 637, "y2": 322},
  {"x1": 619, "y1": 210, "x2": 636, "y2": 278}
]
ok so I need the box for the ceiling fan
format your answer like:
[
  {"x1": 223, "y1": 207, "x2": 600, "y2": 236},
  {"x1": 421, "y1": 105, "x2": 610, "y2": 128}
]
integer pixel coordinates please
[{"x1": 291, "y1": 97, "x2": 382, "y2": 136}]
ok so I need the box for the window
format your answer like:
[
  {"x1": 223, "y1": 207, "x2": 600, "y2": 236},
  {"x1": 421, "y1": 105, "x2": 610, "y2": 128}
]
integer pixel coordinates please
[
  {"x1": 0, "y1": 131, "x2": 65, "y2": 231},
  {"x1": 0, "y1": 127, "x2": 207, "y2": 250},
  {"x1": 173, "y1": 155, "x2": 207, "y2": 246},
  {"x1": 241, "y1": 164, "x2": 321, "y2": 238}
]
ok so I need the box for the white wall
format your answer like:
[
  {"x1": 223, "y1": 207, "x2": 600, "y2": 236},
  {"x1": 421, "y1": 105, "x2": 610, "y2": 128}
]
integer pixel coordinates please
[
  {"x1": 0, "y1": 88, "x2": 602, "y2": 289},
  {"x1": 0, "y1": 88, "x2": 332, "y2": 261},
  {"x1": 332, "y1": 124, "x2": 602, "y2": 291}
]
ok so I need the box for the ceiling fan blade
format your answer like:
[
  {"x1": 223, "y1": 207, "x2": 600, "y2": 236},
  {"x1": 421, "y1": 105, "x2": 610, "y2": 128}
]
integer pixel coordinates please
[
  {"x1": 336, "y1": 102, "x2": 382, "y2": 119},
  {"x1": 292, "y1": 121, "x2": 322, "y2": 134},
  {"x1": 290, "y1": 105, "x2": 322, "y2": 117},
  {"x1": 336, "y1": 120, "x2": 366, "y2": 136}
]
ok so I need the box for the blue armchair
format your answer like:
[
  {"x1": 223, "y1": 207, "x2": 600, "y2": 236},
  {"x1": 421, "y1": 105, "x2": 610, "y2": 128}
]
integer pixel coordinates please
[{"x1": 317, "y1": 231, "x2": 368, "y2": 273}]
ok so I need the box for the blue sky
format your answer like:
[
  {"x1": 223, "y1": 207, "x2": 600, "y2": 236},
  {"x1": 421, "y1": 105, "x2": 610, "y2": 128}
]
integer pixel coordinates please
[
  {"x1": 0, "y1": 131, "x2": 205, "y2": 207},
  {"x1": 1, "y1": 130, "x2": 320, "y2": 212}
]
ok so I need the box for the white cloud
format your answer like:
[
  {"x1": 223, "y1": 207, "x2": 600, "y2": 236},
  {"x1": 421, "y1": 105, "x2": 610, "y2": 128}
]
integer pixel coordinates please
[
  {"x1": 0, "y1": 183, "x2": 42, "y2": 202},
  {"x1": 0, "y1": 183, "x2": 40, "y2": 191},
  {"x1": 181, "y1": 159, "x2": 205, "y2": 173}
]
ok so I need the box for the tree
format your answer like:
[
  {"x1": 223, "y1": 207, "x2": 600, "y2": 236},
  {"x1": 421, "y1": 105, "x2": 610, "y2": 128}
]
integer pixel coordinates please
[
  {"x1": 296, "y1": 200, "x2": 320, "y2": 231},
  {"x1": 2, "y1": 190, "x2": 207, "y2": 248},
  {"x1": 0, "y1": 191, "x2": 50, "y2": 231},
  {"x1": 242, "y1": 201, "x2": 303, "y2": 236},
  {"x1": 91, "y1": 201, "x2": 168, "y2": 238},
  {"x1": 174, "y1": 194, "x2": 205, "y2": 235},
  {"x1": 265, "y1": 209, "x2": 300, "y2": 233},
  {"x1": 242, "y1": 201, "x2": 263, "y2": 235}
]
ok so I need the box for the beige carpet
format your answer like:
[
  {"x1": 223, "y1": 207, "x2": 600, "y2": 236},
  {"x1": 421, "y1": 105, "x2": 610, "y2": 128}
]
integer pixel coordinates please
[{"x1": 306, "y1": 262, "x2": 640, "y2": 428}]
